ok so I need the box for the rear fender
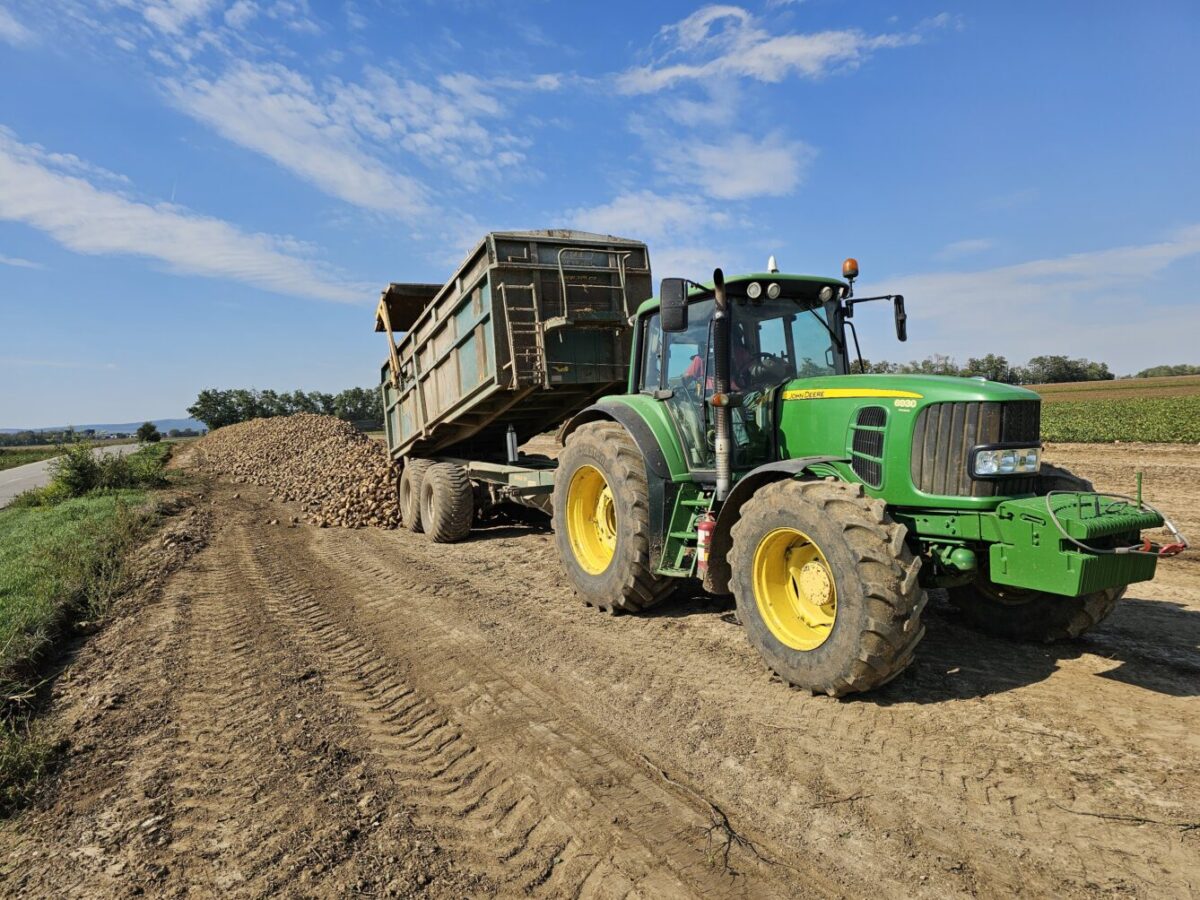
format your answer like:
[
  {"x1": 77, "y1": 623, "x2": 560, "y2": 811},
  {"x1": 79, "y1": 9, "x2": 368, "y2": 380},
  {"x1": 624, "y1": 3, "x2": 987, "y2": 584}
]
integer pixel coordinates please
[
  {"x1": 704, "y1": 457, "x2": 842, "y2": 594},
  {"x1": 558, "y1": 404, "x2": 674, "y2": 564}
]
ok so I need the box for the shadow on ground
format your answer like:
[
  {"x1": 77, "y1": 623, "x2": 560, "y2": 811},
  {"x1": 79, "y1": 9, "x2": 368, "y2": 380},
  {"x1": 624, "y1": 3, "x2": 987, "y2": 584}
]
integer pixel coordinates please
[{"x1": 657, "y1": 585, "x2": 1200, "y2": 703}]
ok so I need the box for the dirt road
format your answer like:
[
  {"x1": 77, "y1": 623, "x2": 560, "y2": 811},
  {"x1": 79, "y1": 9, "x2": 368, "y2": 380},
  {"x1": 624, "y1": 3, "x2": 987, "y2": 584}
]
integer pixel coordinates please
[{"x1": 4, "y1": 445, "x2": 1198, "y2": 897}]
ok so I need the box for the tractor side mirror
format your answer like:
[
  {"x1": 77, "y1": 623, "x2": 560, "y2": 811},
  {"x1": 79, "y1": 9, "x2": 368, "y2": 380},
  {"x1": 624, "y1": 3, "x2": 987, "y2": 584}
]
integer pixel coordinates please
[
  {"x1": 894, "y1": 295, "x2": 908, "y2": 342},
  {"x1": 660, "y1": 278, "x2": 689, "y2": 333}
]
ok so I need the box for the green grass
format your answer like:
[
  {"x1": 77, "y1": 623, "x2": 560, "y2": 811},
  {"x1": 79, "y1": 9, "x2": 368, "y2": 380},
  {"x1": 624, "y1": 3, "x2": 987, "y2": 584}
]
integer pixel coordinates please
[
  {"x1": 0, "y1": 447, "x2": 61, "y2": 472},
  {"x1": 1041, "y1": 395, "x2": 1200, "y2": 443},
  {"x1": 0, "y1": 441, "x2": 175, "y2": 814}
]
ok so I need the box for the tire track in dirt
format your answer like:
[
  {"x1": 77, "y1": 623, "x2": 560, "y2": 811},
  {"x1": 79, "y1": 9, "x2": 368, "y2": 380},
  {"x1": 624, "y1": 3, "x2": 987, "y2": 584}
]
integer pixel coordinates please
[
  {"x1": 239, "y1": 515, "x2": 817, "y2": 898},
  {"x1": 306, "y1": 501, "x2": 1199, "y2": 898}
]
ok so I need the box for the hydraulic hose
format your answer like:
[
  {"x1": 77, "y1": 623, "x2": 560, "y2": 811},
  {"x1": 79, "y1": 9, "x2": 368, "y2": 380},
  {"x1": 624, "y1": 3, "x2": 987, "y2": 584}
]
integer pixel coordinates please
[{"x1": 1043, "y1": 491, "x2": 1189, "y2": 557}]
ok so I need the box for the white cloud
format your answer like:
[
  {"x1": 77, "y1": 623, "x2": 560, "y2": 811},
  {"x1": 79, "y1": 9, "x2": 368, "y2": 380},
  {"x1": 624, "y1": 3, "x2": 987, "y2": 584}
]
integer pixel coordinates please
[
  {"x1": 165, "y1": 62, "x2": 429, "y2": 217},
  {"x1": 617, "y1": 5, "x2": 925, "y2": 94},
  {"x1": 935, "y1": 237, "x2": 995, "y2": 260},
  {"x1": 0, "y1": 128, "x2": 366, "y2": 303},
  {"x1": 658, "y1": 132, "x2": 816, "y2": 200},
  {"x1": 139, "y1": 0, "x2": 221, "y2": 34},
  {"x1": 0, "y1": 5, "x2": 34, "y2": 44},
  {"x1": 868, "y1": 226, "x2": 1200, "y2": 372},
  {"x1": 563, "y1": 190, "x2": 727, "y2": 242},
  {"x1": 224, "y1": 0, "x2": 258, "y2": 28},
  {"x1": 328, "y1": 68, "x2": 529, "y2": 182},
  {"x1": 0, "y1": 253, "x2": 42, "y2": 269}
]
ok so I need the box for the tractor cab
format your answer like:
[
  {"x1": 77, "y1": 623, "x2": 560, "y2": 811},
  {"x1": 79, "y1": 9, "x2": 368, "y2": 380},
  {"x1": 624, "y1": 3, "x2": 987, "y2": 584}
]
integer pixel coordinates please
[{"x1": 636, "y1": 271, "x2": 858, "y2": 472}]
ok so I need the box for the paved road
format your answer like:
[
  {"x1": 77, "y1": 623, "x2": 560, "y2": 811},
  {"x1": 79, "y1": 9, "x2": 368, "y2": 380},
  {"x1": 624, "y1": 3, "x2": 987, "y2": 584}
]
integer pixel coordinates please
[{"x1": 0, "y1": 445, "x2": 131, "y2": 508}]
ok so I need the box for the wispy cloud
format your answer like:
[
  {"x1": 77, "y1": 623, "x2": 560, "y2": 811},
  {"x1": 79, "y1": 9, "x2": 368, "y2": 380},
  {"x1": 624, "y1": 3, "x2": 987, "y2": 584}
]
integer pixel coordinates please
[
  {"x1": 139, "y1": 0, "x2": 222, "y2": 35},
  {"x1": 935, "y1": 237, "x2": 995, "y2": 260},
  {"x1": 617, "y1": 5, "x2": 930, "y2": 94},
  {"x1": 0, "y1": 127, "x2": 367, "y2": 303},
  {"x1": 655, "y1": 132, "x2": 816, "y2": 200},
  {"x1": 165, "y1": 62, "x2": 430, "y2": 217},
  {"x1": 0, "y1": 4, "x2": 34, "y2": 45},
  {"x1": 872, "y1": 226, "x2": 1200, "y2": 370},
  {"x1": 563, "y1": 190, "x2": 726, "y2": 242},
  {"x1": 0, "y1": 253, "x2": 42, "y2": 269}
]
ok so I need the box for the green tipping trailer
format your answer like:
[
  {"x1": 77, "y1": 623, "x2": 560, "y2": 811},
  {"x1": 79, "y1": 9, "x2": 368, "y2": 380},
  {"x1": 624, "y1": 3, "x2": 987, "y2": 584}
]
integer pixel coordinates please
[
  {"x1": 378, "y1": 238, "x2": 1186, "y2": 697},
  {"x1": 376, "y1": 230, "x2": 651, "y2": 462}
]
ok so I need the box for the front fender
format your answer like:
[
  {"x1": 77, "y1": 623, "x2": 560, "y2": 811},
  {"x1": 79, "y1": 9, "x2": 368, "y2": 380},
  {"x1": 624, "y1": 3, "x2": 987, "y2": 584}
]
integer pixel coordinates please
[{"x1": 703, "y1": 457, "x2": 842, "y2": 594}]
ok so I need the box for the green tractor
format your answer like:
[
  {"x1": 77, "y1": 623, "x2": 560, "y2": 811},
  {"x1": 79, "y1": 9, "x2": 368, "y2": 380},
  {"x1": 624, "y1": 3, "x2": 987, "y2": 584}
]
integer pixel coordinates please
[{"x1": 550, "y1": 260, "x2": 1185, "y2": 695}]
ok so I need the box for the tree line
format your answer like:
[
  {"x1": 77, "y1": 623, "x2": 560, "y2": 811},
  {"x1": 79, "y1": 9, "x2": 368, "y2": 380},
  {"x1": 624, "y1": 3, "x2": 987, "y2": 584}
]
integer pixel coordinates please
[
  {"x1": 186, "y1": 387, "x2": 383, "y2": 430},
  {"x1": 849, "y1": 353, "x2": 1116, "y2": 384}
]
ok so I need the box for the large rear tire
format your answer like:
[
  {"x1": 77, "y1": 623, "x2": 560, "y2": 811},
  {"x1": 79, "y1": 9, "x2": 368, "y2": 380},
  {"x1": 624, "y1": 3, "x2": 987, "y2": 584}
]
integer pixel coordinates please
[
  {"x1": 729, "y1": 479, "x2": 926, "y2": 697},
  {"x1": 948, "y1": 462, "x2": 1124, "y2": 641},
  {"x1": 420, "y1": 463, "x2": 474, "y2": 543},
  {"x1": 552, "y1": 421, "x2": 674, "y2": 613},
  {"x1": 399, "y1": 458, "x2": 433, "y2": 532}
]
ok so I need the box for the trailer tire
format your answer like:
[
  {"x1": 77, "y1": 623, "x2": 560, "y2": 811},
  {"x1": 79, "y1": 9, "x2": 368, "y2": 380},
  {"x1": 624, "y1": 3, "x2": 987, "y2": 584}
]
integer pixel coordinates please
[
  {"x1": 729, "y1": 478, "x2": 926, "y2": 697},
  {"x1": 399, "y1": 458, "x2": 433, "y2": 532},
  {"x1": 420, "y1": 463, "x2": 474, "y2": 543},
  {"x1": 553, "y1": 421, "x2": 674, "y2": 613},
  {"x1": 948, "y1": 463, "x2": 1123, "y2": 641}
]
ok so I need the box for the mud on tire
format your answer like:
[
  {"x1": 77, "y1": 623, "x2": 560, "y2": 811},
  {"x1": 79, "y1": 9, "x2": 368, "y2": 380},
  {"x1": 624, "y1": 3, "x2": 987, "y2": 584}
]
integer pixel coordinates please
[
  {"x1": 729, "y1": 478, "x2": 926, "y2": 697},
  {"x1": 399, "y1": 458, "x2": 433, "y2": 532},
  {"x1": 419, "y1": 463, "x2": 473, "y2": 543},
  {"x1": 948, "y1": 462, "x2": 1124, "y2": 642},
  {"x1": 552, "y1": 421, "x2": 674, "y2": 613}
]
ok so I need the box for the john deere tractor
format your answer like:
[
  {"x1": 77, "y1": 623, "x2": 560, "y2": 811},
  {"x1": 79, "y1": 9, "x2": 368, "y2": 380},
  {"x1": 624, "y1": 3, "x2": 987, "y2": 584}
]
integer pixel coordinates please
[{"x1": 550, "y1": 260, "x2": 1185, "y2": 696}]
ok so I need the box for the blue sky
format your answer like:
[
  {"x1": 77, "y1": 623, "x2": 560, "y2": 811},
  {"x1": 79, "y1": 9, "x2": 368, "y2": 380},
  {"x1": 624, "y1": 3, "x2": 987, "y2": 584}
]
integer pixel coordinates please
[{"x1": 1, "y1": 0, "x2": 1198, "y2": 426}]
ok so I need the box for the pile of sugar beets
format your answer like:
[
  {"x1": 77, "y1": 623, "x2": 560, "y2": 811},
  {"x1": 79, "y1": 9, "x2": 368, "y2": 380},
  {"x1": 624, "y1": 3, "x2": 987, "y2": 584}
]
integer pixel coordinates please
[{"x1": 197, "y1": 414, "x2": 401, "y2": 528}]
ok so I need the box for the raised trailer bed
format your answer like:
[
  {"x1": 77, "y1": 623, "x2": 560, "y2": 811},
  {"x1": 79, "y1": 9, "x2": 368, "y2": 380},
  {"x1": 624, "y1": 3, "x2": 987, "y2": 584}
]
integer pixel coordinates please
[{"x1": 376, "y1": 230, "x2": 651, "y2": 463}]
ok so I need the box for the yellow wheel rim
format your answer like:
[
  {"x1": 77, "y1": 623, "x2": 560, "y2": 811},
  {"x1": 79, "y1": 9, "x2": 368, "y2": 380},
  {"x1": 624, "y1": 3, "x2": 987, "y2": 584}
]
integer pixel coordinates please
[
  {"x1": 566, "y1": 464, "x2": 617, "y2": 575},
  {"x1": 752, "y1": 528, "x2": 837, "y2": 650}
]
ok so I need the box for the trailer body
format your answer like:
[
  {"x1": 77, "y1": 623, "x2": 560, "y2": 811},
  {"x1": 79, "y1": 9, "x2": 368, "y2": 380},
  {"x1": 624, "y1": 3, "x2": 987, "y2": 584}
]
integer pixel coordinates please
[{"x1": 376, "y1": 230, "x2": 651, "y2": 462}]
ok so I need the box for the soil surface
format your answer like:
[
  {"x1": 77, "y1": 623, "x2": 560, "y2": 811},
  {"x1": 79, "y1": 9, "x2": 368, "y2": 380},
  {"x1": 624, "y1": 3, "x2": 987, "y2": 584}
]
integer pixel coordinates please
[{"x1": 3, "y1": 444, "x2": 1198, "y2": 898}]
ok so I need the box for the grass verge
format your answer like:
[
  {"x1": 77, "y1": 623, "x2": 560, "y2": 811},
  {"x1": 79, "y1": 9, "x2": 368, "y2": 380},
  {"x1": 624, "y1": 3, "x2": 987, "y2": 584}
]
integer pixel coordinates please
[{"x1": 0, "y1": 442, "x2": 174, "y2": 814}]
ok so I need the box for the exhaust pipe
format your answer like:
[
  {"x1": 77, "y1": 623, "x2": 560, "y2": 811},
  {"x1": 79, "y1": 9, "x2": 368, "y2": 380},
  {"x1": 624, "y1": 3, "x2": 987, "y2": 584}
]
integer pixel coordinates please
[{"x1": 712, "y1": 268, "x2": 731, "y2": 502}]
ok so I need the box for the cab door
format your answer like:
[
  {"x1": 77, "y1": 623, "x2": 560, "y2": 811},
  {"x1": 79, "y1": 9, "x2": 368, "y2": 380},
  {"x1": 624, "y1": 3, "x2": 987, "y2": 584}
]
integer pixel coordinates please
[{"x1": 639, "y1": 300, "x2": 716, "y2": 473}]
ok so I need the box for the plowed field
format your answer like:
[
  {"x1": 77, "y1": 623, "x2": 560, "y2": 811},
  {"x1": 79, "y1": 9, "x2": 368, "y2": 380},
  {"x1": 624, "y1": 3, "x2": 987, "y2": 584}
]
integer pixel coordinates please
[{"x1": 4, "y1": 444, "x2": 1198, "y2": 898}]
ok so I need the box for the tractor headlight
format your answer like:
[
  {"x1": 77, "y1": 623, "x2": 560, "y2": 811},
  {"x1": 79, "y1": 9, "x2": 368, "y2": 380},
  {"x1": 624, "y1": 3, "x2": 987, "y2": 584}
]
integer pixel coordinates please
[{"x1": 970, "y1": 445, "x2": 1041, "y2": 478}]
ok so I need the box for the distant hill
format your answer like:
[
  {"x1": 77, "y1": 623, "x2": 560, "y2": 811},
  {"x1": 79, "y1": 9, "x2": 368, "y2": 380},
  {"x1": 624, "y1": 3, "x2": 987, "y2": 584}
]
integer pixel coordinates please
[{"x1": 0, "y1": 418, "x2": 206, "y2": 435}]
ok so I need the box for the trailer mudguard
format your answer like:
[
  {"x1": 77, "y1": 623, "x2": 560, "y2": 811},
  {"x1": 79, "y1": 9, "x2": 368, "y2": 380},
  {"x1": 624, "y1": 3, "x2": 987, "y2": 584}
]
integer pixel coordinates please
[{"x1": 703, "y1": 457, "x2": 841, "y2": 594}]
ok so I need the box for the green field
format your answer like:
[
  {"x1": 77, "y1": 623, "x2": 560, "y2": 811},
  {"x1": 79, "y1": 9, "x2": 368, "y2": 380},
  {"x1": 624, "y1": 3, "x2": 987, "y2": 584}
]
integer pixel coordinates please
[
  {"x1": 1032, "y1": 375, "x2": 1200, "y2": 443},
  {"x1": 0, "y1": 447, "x2": 61, "y2": 472}
]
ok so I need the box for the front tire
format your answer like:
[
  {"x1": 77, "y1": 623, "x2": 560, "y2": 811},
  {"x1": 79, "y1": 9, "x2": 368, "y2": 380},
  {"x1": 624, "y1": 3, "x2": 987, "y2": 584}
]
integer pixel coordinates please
[
  {"x1": 948, "y1": 462, "x2": 1124, "y2": 641},
  {"x1": 947, "y1": 579, "x2": 1123, "y2": 642},
  {"x1": 729, "y1": 479, "x2": 926, "y2": 697},
  {"x1": 552, "y1": 421, "x2": 674, "y2": 613}
]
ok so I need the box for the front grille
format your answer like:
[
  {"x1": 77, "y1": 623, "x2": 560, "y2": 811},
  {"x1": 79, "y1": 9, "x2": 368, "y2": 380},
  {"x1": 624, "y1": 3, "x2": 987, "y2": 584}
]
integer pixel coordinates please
[
  {"x1": 851, "y1": 405, "x2": 886, "y2": 488},
  {"x1": 910, "y1": 401, "x2": 1040, "y2": 497},
  {"x1": 852, "y1": 429, "x2": 884, "y2": 457}
]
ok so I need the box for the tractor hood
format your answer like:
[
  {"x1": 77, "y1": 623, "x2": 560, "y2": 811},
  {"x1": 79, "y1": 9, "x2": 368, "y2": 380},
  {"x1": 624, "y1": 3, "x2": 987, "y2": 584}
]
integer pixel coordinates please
[
  {"x1": 778, "y1": 373, "x2": 1040, "y2": 405},
  {"x1": 774, "y1": 374, "x2": 1044, "y2": 510}
]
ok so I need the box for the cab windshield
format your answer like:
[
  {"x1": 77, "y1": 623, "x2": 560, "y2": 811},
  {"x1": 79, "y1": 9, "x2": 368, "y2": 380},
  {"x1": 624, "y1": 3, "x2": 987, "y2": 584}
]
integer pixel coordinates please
[{"x1": 729, "y1": 296, "x2": 838, "y2": 390}]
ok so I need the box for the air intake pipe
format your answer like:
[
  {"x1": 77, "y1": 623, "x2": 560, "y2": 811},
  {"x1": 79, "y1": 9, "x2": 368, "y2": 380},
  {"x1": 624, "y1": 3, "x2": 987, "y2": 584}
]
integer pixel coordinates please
[{"x1": 712, "y1": 268, "x2": 731, "y2": 501}]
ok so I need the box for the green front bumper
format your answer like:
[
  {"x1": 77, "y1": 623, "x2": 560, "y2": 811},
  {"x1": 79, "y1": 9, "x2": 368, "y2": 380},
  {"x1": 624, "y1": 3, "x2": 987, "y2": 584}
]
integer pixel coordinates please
[{"x1": 988, "y1": 494, "x2": 1162, "y2": 596}]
